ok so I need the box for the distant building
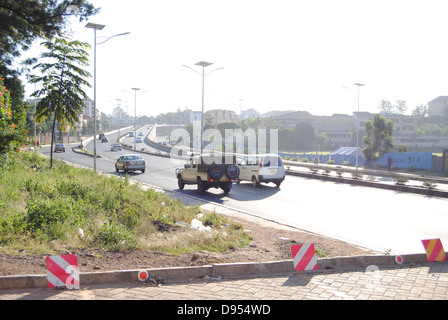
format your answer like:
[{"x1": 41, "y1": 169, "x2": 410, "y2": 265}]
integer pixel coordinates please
[
  {"x1": 394, "y1": 135, "x2": 448, "y2": 148},
  {"x1": 380, "y1": 111, "x2": 417, "y2": 134},
  {"x1": 274, "y1": 110, "x2": 423, "y2": 149},
  {"x1": 206, "y1": 109, "x2": 239, "y2": 125},
  {"x1": 190, "y1": 111, "x2": 202, "y2": 124},
  {"x1": 274, "y1": 111, "x2": 353, "y2": 147},
  {"x1": 82, "y1": 99, "x2": 95, "y2": 118},
  {"x1": 240, "y1": 108, "x2": 260, "y2": 120},
  {"x1": 261, "y1": 110, "x2": 296, "y2": 118},
  {"x1": 428, "y1": 96, "x2": 448, "y2": 117}
]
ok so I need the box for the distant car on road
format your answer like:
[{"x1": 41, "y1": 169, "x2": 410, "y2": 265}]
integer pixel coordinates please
[
  {"x1": 54, "y1": 143, "x2": 65, "y2": 152},
  {"x1": 101, "y1": 137, "x2": 109, "y2": 143},
  {"x1": 136, "y1": 137, "x2": 143, "y2": 143},
  {"x1": 138, "y1": 131, "x2": 143, "y2": 136},
  {"x1": 115, "y1": 154, "x2": 146, "y2": 173},
  {"x1": 110, "y1": 142, "x2": 122, "y2": 151},
  {"x1": 98, "y1": 133, "x2": 105, "y2": 140},
  {"x1": 129, "y1": 132, "x2": 134, "y2": 137}
]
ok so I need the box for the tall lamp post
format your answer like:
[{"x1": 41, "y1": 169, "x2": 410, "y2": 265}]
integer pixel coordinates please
[
  {"x1": 196, "y1": 61, "x2": 212, "y2": 153},
  {"x1": 116, "y1": 98, "x2": 122, "y2": 140},
  {"x1": 131, "y1": 87, "x2": 140, "y2": 150},
  {"x1": 85, "y1": 22, "x2": 105, "y2": 172},
  {"x1": 353, "y1": 83, "x2": 365, "y2": 173},
  {"x1": 183, "y1": 61, "x2": 222, "y2": 154},
  {"x1": 85, "y1": 23, "x2": 130, "y2": 172}
]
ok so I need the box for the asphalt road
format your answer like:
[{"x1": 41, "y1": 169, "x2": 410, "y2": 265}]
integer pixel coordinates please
[{"x1": 43, "y1": 128, "x2": 448, "y2": 256}]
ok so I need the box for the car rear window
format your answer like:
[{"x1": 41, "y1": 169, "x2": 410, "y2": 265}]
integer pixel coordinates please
[
  {"x1": 125, "y1": 156, "x2": 141, "y2": 160},
  {"x1": 261, "y1": 156, "x2": 282, "y2": 167}
]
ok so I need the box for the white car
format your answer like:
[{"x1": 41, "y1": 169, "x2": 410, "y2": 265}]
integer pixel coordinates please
[
  {"x1": 54, "y1": 143, "x2": 65, "y2": 152},
  {"x1": 237, "y1": 154, "x2": 285, "y2": 187},
  {"x1": 136, "y1": 137, "x2": 143, "y2": 143},
  {"x1": 110, "y1": 143, "x2": 122, "y2": 151}
]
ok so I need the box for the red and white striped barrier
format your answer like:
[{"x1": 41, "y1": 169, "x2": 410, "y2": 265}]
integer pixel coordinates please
[
  {"x1": 422, "y1": 238, "x2": 447, "y2": 262},
  {"x1": 291, "y1": 244, "x2": 318, "y2": 271},
  {"x1": 46, "y1": 254, "x2": 80, "y2": 289}
]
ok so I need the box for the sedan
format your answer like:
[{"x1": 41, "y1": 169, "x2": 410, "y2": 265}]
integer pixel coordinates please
[
  {"x1": 110, "y1": 143, "x2": 122, "y2": 151},
  {"x1": 54, "y1": 143, "x2": 65, "y2": 152},
  {"x1": 101, "y1": 137, "x2": 109, "y2": 143},
  {"x1": 136, "y1": 137, "x2": 143, "y2": 143},
  {"x1": 115, "y1": 154, "x2": 146, "y2": 173}
]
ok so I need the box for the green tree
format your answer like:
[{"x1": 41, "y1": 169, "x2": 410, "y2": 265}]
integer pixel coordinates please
[
  {"x1": 362, "y1": 114, "x2": 394, "y2": 165},
  {"x1": 0, "y1": 77, "x2": 29, "y2": 165},
  {"x1": 30, "y1": 37, "x2": 91, "y2": 169},
  {"x1": 397, "y1": 144, "x2": 408, "y2": 153},
  {"x1": 293, "y1": 122, "x2": 316, "y2": 149},
  {"x1": 0, "y1": 0, "x2": 99, "y2": 79},
  {"x1": 378, "y1": 99, "x2": 407, "y2": 114},
  {"x1": 378, "y1": 99, "x2": 393, "y2": 113},
  {"x1": 411, "y1": 104, "x2": 428, "y2": 120}
]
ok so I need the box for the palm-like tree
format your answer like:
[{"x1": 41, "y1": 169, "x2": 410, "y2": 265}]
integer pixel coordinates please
[{"x1": 30, "y1": 37, "x2": 91, "y2": 169}]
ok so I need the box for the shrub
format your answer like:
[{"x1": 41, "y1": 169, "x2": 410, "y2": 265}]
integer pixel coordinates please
[
  {"x1": 25, "y1": 196, "x2": 78, "y2": 240},
  {"x1": 93, "y1": 221, "x2": 138, "y2": 251},
  {"x1": 391, "y1": 173, "x2": 408, "y2": 185}
]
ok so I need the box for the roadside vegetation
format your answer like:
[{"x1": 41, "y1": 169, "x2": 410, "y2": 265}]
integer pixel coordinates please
[{"x1": 0, "y1": 151, "x2": 252, "y2": 255}]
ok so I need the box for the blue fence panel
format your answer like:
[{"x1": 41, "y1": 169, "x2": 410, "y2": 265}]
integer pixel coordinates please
[
  {"x1": 280, "y1": 151, "x2": 438, "y2": 171},
  {"x1": 373, "y1": 152, "x2": 433, "y2": 170}
]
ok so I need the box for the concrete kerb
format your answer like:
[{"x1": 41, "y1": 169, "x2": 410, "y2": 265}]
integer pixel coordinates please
[
  {"x1": 0, "y1": 253, "x2": 430, "y2": 290},
  {"x1": 286, "y1": 167, "x2": 448, "y2": 198}
]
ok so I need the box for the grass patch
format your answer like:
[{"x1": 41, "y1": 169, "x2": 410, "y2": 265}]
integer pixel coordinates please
[{"x1": 0, "y1": 151, "x2": 251, "y2": 254}]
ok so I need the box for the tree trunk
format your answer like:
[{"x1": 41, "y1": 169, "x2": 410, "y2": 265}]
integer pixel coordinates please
[{"x1": 49, "y1": 114, "x2": 57, "y2": 170}]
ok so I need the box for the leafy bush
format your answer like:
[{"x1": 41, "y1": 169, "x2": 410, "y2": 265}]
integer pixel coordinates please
[
  {"x1": 391, "y1": 173, "x2": 408, "y2": 185},
  {"x1": 93, "y1": 221, "x2": 138, "y2": 251},
  {"x1": 25, "y1": 196, "x2": 79, "y2": 240}
]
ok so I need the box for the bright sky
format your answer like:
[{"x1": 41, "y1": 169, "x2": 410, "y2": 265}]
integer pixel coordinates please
[{"x1": 21, "y1": 0, "x2": 448, "y2": 118}]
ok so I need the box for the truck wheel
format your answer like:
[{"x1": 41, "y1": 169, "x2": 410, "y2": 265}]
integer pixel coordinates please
[
  {"x1": 197, "y1": 178, "x2": 206, "y2": 194},
  {"x1": 222, "y1": 184, "x2": 231, "y2": 194},
  {"x1": 178, "y1": 175, "x2": 185, "y2": 190}
]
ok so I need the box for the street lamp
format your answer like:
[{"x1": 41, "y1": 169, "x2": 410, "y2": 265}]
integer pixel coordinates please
[
  {"x1": 353, "y1": 83, "x2": 365, "y2": 173},
  {"x1": 131, "y1": 87, "x2": 140, "y2": 150},
  {"x1": 85, "y1": 23, "x2": 105, "y2": 172},
  {"x1": 116, "y1": 98, "x2": 122, "y2": 140},
  {"x1": 85, "y1": 23, "x2": 130, "y2": 172},
  {"x1": 98, "y1": 32, "x2": 130, "y2": 45},
  {"x1": 183, "y1": 61, "x2": 223, "y2": 154}
]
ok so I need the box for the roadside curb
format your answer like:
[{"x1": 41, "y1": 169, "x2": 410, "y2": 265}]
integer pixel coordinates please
[
  {"x1": 285, "y1": 170, "x2": 448, "y2": 198},
  {"x1": 0, "y1": 253, "x2": 429, "y2": 290}
]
